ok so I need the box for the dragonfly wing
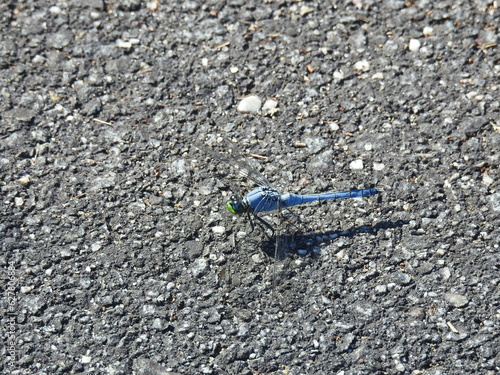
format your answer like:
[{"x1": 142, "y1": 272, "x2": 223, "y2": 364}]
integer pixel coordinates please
[{"x1": 196, "y1": 138, "x2": 273, "y2": 189}]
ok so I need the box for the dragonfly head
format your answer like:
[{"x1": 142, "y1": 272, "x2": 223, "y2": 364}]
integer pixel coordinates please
[{"x1": 226, "y1": 194, "x2": 248, "y2": 215}]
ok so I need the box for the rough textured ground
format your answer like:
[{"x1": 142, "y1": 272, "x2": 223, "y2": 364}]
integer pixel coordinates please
[{"x1": 1, "y1": 1, "x2": 499, "y2": 374}]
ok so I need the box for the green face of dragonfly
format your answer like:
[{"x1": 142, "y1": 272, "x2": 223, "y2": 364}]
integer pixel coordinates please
[{"x1": 226, "y1": 194, "x2": 247, "y2": 215}]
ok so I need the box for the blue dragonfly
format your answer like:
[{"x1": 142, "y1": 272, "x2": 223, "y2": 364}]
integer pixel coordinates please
[
  {"x1": 216, "y1": 144, "x2": 378, "y2": 235},
  {"x1": 200, "y1": 139, "x2": 378, "y2": 285}
]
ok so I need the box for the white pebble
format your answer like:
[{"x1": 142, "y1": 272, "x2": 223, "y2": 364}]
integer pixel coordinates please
[
  {"x1": 349, "y1": 159, "x2": 364, "y2": 170},
  {"x1": 375, "y1": 284, "x2": 387, "y2": 294},
  {"x1": 371, "y1": 72, "x2": 384, "y2": 79},
  {"x1": 14, "y1": 197, "x2": 24, "y2": 206},
  {"x1": 212, "y1": 226, "x2": 226, "y2": 235},
  {"x1": 49, "y1": 6, "x2": 63, "y2": 14},
  {"x1": 373, "y1": 162, "x2": 385, "y2": 171},
  {"x1": 465, "y1": 91, "x2": 477, "y2": 100},
  {"x1": 300, "y1": 5, "x2": 314, "y2": 16},
  {"x1": 116, "y1": 39, "x2": 132, "y2": 49},
  {"x1": 335, "y1": 249, "x2": 345, "y2": 260},
  {"x1": 444, "y1": 292, "x2": 468, "y2": 308},
  {"x1": 423, "y1": 26, "x2": 434, "y2": 36},
  {"x1": 60, "y1": 249, "x2": 72, "y2": 258},
  {"x1": 364, "y1": 143, "x2": 373, "y2": 151},
  {"x1": 146, "y1": 1, "x2": 158, "y2": 11},
  {"x1": 236, "y1": 231, "x2": 247, "y2": 239},
  {"x1": 91, "y1": 242, "x2": 102, "y2": 252},
  {"x1": 230, "y1": 66, "x2": 239, "y2": 73},
  {"x1": 237, "y1": 95, "x2": 262, "y2": 114},
  {"x1": 33, "y1": 55, "x2": 45, "y2": 64},
  {"x1": 262, "y1": 98, "x2": 278, "y2": 114},
  {"x1": 329, "y1": 122, "x2": 339, "y2": 131},
  {"x1": 353, "y1": 60, "x2": 370, "y2": 72},
  {"x1": 440, "y1": 267, "x2": 451, "y2": 280},
  {"x1": 333, "y1": 70, "x2": 345, "y2": 80},
  {"x1": 482, "y1": 174, "x2": 493, "y2": 186},
  {"x1": 409, "y1": 39, "x2": 421, "y2": 52},
  {"x1": 18, "y1": 175, "x2": 31, "y2": 184},
  {"x1": 21, "y1": 286, "x2": 34, "y2": 293},
  {"x1": 191, "y1": 258, "x2": 208, "y2": 277},
  {"x1": 251, "y1": 254, "x2": 262, "y2": 263},
  {"x1": 80, "y1": 356, "x2": 92, "y2": 364}
]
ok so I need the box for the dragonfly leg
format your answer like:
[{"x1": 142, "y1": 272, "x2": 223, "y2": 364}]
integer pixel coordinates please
[
  {"x1": 246, "y1": 211, "x2": 256, "y2": 234},
  {"x1": 252, "y1": 212, "x2": 275, "y2": 239}
]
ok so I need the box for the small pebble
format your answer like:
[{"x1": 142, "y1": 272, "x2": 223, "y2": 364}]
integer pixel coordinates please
[
  {"x1": 237, "y1": 95, "x2": 262, "y2": 114},
  {"x1": 329, "y1": 122, "x2": 339, "y2": 131},
  {"x1": 116, "y1": 39, "x2": 132, "y2": 49},
  {"x1": 91, "y1": 242, "x2": 102, "y2": 252},
  {"x1": 49, "y1": 6, "x2": 62, "y2": 14},
  {"x1": 353, "y1": 60, "x2": 370, "y2": 72},
  {"x1": 80, "y1": 356, "x2": 92, "y2": 364},
  {"x1": 409, "y1": 39, "x2": 421, "y2": 52},
  {"x1": 191, "y1": 258, "x2": 208, "y2": 277},
  {"x1": 152, "y1": 318, "x2": 164, "y2": 330},
  {"x1": 392, "y1": 272, "x2": 412, "y2": 285},
  {"x1": 374, "y1": 284, "x2": 387, "y2": 294},
  {"x1": 333, "y1": 70, "x2": 345, "y2": 80},
  {"x1": 373, "y1": 162, "x2": 385, "y2": 171},
  {"x1": 212, "y1": 226, "x2": 225, "y2": 235},
  {"x1": 423, "y1": 26, "x2": 434, "y2": 36},
  {"x1": 18, "y1": 175, "x2": 31, "y2": 185},
  {"x1": 14, "y1": 197, "x2": 24, "y2": 206},
  {"x1": 146, "y1": 1, "x2": 158, "y2": 11},
  {"x1": 489, "y1": 193, "x2": 500, "y2": 212},
  {"x1": 262, "y1": 99, "x2": 278, "y2": 114},
  {"x1": 408, "y1": 307, "x2": 426, "y2": 319},
  {"x1": 466, "y1": 91, "x2": 478, "y2": 100},
  {"x1": 444, "y1": 292, "x2": 468, "y2": 307},
  {"x1": 251, "y1": 254, "x2": 262, "y2": 263},
  {"x1": 60, "y1": 249, "x2": 72, "y2": 258},
  {"x1": 297, "y1": 249, "x2": 308, "y2": 256},
  {"x1": 371, "y1": 72, "x2": 384, "y2": 79},
  {"x1": 300, "y1": 5, "x2": 314, "y2": 16},
  {"x1": 33, "y1": 55, "x2": 45, "y2": 64},
  {"x1": 349, "y1": 159, "x2": 364, "y2": 170},
  {"x1": 482, "y1": 174, "x2": 493, "y2": 186}
]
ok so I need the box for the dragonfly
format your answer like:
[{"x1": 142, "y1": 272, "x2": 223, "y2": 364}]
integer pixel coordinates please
[{"x1": 200, "y1": 139, "x2": 378, "y2": 286}]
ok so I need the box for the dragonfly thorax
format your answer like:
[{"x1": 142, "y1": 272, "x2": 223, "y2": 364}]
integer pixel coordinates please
[{"x1": 226, "y1": 194, "x2": 249, "y2": 215}]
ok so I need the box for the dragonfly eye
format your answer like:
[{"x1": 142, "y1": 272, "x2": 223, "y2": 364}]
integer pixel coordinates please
[{"x1": 226, "y1": 194, "x2": 246, "y2": 215}]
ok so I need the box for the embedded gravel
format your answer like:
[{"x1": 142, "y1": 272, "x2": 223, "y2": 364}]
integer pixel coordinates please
[{"x1": 1, "y1": 1, "x2": 499, "y2": 374}]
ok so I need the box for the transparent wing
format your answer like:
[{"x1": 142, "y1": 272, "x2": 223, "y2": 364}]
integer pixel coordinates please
[
  {"x1": 195, "y1": 137, "x2": 292, "y2": 291},
  {"x1": 195, "y1": 138, "x2": 273, "y2": 189},
  {"x1": 271, "y1": 207, "x2": 297, "y2": 291}
]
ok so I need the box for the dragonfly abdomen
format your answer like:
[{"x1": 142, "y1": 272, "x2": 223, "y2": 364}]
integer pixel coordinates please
[{"x1": 281, "y1": 188, "x2": 378, "y2": 208}]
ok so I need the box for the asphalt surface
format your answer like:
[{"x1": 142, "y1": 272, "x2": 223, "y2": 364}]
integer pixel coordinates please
[{"x1": 1, "y1": 1, "x2": 499, "y2": 374}]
